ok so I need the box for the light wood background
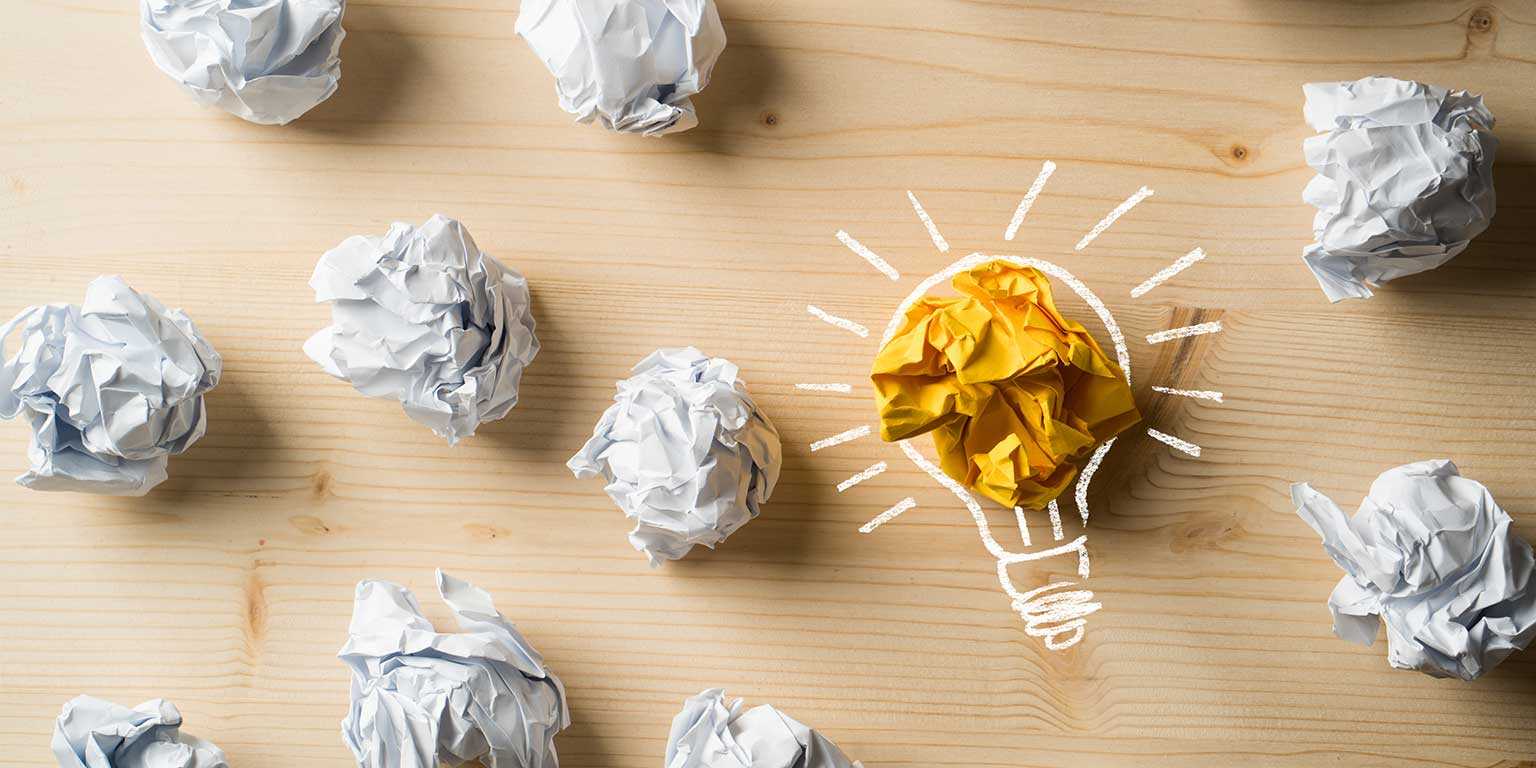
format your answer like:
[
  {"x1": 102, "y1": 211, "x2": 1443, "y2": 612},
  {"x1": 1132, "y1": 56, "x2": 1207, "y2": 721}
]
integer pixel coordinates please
[{"x1": 4, "y1": 1, "x2": 1536, "y2": 766}]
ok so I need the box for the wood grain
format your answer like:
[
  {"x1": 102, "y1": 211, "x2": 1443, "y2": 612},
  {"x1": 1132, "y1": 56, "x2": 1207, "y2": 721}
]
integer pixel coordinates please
[{"x1": 4, "y1": 1, "x2": 1536, "y2": 765}]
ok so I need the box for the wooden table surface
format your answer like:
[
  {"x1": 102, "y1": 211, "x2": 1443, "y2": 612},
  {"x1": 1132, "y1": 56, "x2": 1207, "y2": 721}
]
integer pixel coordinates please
[{"x1": 5, "y1": 1, "x2": 1536, "y2": 766}]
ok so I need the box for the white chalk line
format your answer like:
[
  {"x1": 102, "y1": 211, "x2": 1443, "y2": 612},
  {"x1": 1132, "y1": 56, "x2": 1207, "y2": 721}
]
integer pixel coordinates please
[
  {"x1": 1013, "y1": 506, "x2": 1032, "y2": 547},
  {"x1": 1146, "y1": 321, "x2": 1223, "y2": 345},
  {"x1": 1075, "y1": 186, "x2": 1154, "y2": 251},
  {"x1": 1147, "y1": 428, "x2": 1202, "y2": 458},
  {"x1": 1152, "y1": 385, "x2": 1224, "y2": 403},
  {"x1": 805, "y1": 304, "x2": 869, "y2": 338},
  {"x1": 837, "y1": 462, "x2": 888, "y2": 492},
  {"x1": 835, "y1": 230, "x2": 901, "y2": 281},
  {"x1": 1075, "y1": 439, "x2": 1113, "y2": 526},
  {"x1": 1130, "y1": 247, "x2": 1206, "y2": 298},
  {"x1": 1008, "y1": 535, "x2": 1090, "y2": 564},
  {"x1": 906, "y1": 191, "x2": 949, "y2": 253},
  {"x1": 1047, "y1": 500, "x2": 1065, "y2": 542},
  {"x1": 1005, "y1": 160, "x2": 1056, "y2": 241},
  {"x1": 859, "y1": 497, "x2": 916, "y2": 534},
  {"x1": 810, "y1": 425, "x2": 871, "y2": 452},
  {"x1": 795, "y1": 383, "x2": 854, "y2": 393},
  {"x1": 1013, "y1": 582, "x2": 1100, "y2": 650}
]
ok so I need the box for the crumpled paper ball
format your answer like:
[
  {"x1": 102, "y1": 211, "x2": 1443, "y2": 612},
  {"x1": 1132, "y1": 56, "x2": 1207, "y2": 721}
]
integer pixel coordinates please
[
  {"x1": 52, "y1": 695, "x2": 228, "y2": 768},
  {"x1": 871, "y1": 261, "x2": 1140, "y2": 510},
  {"x1": 0, "y1": 276, "x2": 222, "y2": 496},
  {"x1": 1301, "y1": 76, "x2": 1497, "y2": 301},
  {"x1": 568, "y1": 347, "x2": 781, "y2": 565},
  {"x1": 304, "y1": 214, "x2": 539, "y2": 445},
  {"x1": 140, "y1": 0, "x2": 346, "y2": 125},
  {"x1": 516, "y1": 0, "x2": 727, "y2": 136},
  {"x1": 665, "y1": 689, "x2": 862, "y2": 768},
  {"x1": 339, "y1": 570, "x2": 570, "y2": 768},
  {"x1": 1292, "y1": 459, "x2": 1536, "y2": 680}
]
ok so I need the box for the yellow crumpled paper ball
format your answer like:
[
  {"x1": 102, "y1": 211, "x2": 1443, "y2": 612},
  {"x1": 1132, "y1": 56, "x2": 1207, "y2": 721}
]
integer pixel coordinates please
[{"x1": 871, "y1": 261, "x2": 1141, "y2": 509}]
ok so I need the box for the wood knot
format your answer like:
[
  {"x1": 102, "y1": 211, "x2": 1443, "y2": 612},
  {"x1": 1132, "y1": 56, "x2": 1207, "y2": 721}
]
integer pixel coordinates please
[
  {"x1": 289, "y1": 515, "x2": 332, "y2": 535},
  {"x1": 1469, "y1": 7, "x2": 1495, "y2": 33},
  {"x1": 310, "y1": 470, "x2": 334, "y2": 499},
  {"x1": 759, "y1": 111, "x2": 780, "y2": 127},
  {"x1": 1216, "y1": 142, "x2": 1254, "y2": 168},
  {"x1": 1170, "y1": 515, "x2": 1242, "y2": 553},
  {"x1": 465, "y1": 522, "x2": 510, "y2": 542},
  {"x1": 244, "y1": 571, "x2": 268, "y2": 646}
]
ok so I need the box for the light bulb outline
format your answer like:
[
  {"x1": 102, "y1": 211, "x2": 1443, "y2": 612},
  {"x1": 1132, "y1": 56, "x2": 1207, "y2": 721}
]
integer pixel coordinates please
[
  {"x1": 802, "y1": 177, "x2": 1223, "y2": 651},
  {"x1": 884, "y1": 253, "x2": 1124, "y2": 649}
]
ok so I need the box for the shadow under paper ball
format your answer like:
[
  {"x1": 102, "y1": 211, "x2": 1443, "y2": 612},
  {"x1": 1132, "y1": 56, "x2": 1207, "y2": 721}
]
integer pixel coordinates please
[
  {"x1": 288, "y1": 5, "x2": 424, "y2": 138},
  {"x1": 673, "y1": 18, "x2": 787, "y2": 155}
]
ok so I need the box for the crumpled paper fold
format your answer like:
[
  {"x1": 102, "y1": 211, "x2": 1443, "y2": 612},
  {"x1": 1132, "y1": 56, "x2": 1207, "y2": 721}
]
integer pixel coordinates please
[
  {"x1": 516, "y1": 0, "x2": 727, "y2": 136},
  {"x1": 666, "y1": 689, "x2": 862, "y2": 768},
  {"x1": 305, "y1": 214, "x2": 539, "y2": 444},
  {"x1": 1302, "y1": 76, "x2": 1497, "y2": 301},
  {"x1": 1292, "y1": 459, "x2": 1536, "y2": 680},
  {"x1": 0, "y1": 276, "x2": 222, "y2": 496},
  {"x1": 339, "y1": 570, "x2": 570, "y2": 768},
  {"x1": 568, "y1": 347, "x2": 781, "y2": 565},
  {"x1": 140, "y1": 0, "x2": 346, "y2": 125},
  {"x1": 52, "y1": 695, "x2": 228, "y2": 768},
  {"x1": 871, "y1": 261, "x2": 1140, "y2": 510}
]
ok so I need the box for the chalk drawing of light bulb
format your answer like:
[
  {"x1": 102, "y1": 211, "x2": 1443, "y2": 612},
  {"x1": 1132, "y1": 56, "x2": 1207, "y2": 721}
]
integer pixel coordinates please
[{"x1": 797, "y1": 162, "x2": 1226, "y2": 651}]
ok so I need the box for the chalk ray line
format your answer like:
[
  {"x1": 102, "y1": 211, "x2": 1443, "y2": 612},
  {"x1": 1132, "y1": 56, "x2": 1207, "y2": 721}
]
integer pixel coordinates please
[
  {"x1": 1131, "y1": 247, "x2": 1206, "y2": 298},
  {"x1": 906, "y1": 191, "x2": 949, "y2": 253},
  {"x1": 1047, "y1": 500, "x2": 1065, "y2": 542},
  {"x1": 810, "y1": 425, "x2": 871, "y2": 452},
  {"x1": 860, "y1": 497, "x2": 916, "y2": 534},
  {"x1": 796, "y1": 383, "x2": 854, "y2": 393},
  {"x1": 1005, "y1": 160, "x2": 1057, "y2": 241},
  {"x1": 1147, "y1": 428, "x2": 1202, "y2": 457},
  {"x1": 835, "y1": 230, "x2": 901, "y2": 281},
  {"x1": 1013, "y1": 506, "x2": 1032, "y2": 547},
  {"x1": 1146, "y1": 321, "x2": 1222, "y2": 345},
  {"x1": 1152, "y1": 385, "x2": 1223, "y2": 403},
  {"x1": 837, "y1": 462, "x2": 888, "y2": 493},
  {"x1": 805, "y1": 304, "x2": 869, "y2": 338},
  {"x1": 1075, "y1": 186, "x2": 1154, "y2": 251}
]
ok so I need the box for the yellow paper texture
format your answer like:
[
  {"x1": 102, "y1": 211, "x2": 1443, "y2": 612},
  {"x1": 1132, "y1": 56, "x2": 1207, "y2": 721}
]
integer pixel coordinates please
[{"x1": 871, "y1": 261, "x2": 1141, "y2": 509}]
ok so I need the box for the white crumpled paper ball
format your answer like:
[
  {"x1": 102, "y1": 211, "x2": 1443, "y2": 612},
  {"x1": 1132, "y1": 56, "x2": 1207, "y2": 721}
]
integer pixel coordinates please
[
  {"x1": 140, "y1": 0, "x2": 347, "y2": 125},
  {"x1": 1292, "y1": 459, "x2": 1536, "y2": 680},
  {"x1": 516, "y1": 0, "x2": 727, "y2": 136},
  {"x1": 305, "y1": 214, "x2": 539, "y2": 445},
  {"x1": 1301, "y1": 75, "x2": 1497, "y2": 301},
  {"x1": 665, "y1": 689, "x2": 862, "y2": 768},
  {"x1": 52, "y1": 695, "x2": 228, "y2": 768},
  {"x1": 339, "y1": 570, "x2": 570, "y2": 768},
  {"x1": 569, "y1": 348, "x2": 781, "y2": 565},
  {"x1": 0, "y1": 276, "x2": 222, "y2": 496}
]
